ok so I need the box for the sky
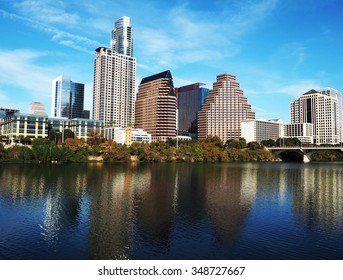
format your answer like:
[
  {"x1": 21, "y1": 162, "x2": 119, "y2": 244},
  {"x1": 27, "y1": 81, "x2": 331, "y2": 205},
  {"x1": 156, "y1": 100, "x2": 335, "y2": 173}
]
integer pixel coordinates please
[{"x1": 0, "y1": 0, "x2": 342, "y2": 122}]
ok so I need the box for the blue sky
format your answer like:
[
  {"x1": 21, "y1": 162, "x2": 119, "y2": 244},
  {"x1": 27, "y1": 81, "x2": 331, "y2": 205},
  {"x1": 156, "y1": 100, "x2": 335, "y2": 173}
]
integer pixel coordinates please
[{"x1": 0, "y1": 0, "x2": 342, "y2": 122}]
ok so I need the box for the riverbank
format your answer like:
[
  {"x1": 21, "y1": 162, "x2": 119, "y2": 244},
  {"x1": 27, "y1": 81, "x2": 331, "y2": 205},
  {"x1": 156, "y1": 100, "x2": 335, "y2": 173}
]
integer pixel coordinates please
[{"x1": 2, "y1": 137, "x2": 342, "y2": 163}]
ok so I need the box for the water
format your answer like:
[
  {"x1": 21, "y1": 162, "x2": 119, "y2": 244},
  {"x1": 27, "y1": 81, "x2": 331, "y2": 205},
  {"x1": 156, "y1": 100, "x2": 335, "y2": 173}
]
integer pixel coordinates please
[{"x1": 0, "y1": 162, "x2": 342, "y2": 260}]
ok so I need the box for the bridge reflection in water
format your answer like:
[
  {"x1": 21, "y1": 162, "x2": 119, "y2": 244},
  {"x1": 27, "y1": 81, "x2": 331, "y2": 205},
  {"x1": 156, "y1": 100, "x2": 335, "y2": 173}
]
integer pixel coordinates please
[{"x1": 267, "y1": 146, "x2": 343, "y2": 162}]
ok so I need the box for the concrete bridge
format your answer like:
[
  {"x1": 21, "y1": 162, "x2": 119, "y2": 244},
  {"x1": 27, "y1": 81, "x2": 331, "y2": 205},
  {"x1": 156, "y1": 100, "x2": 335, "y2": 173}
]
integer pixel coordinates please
[{"x1": 266, "y1": 146, "x2": 343, "y2": 162}]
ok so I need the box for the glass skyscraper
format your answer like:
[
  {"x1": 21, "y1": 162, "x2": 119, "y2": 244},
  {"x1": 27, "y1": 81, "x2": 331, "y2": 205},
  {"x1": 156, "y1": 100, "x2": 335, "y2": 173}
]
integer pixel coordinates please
[
  {"x1": 51, "y1": 75, "x2": 84, "y2": 119},
  {"x1": 93, "y1": 16, "x2": 136, "y2": 127}
]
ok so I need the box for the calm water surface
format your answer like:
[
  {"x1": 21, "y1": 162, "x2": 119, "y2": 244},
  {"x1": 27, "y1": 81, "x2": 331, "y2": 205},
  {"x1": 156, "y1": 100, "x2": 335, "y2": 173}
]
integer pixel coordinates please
[{"x1": 0, "y1": 162, "x2": 342, "y2": 260}]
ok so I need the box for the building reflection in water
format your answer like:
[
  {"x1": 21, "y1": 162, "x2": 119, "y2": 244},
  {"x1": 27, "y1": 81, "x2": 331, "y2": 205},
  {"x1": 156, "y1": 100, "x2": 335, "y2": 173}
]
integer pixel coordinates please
[
  {"x1": 0, "y1": 164, "x2": 89, "y2": 258},
  {"x1": 291, "y1": 165, "x2": 343, "y2": 234},
  {"x1": 1, "y1": 162, "x2": 343, "y2": 259},
  {"x1": 204, "y1": 164, "x2": 256, "y2": 246},
  {"x1": 88, "y1": 164, "x2": 135, "y2": 259}
]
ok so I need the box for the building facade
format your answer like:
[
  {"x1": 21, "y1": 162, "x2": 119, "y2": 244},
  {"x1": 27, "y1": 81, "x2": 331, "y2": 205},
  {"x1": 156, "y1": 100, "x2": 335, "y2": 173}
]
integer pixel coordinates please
[
  {"x1": 0, "y1": 113, "x2": 103, "y2": 143},
  {"x1": 135, "y1": 70, "x2": 177, "y2": 142},
  {"x1": 104, "y1": 126, "x2": 151, "y2": 145},
  {"x1": 176, "y1": 83, "x2": 209, "y2": 139},
  {"x1": 0, "y1": 107, "x2": 19, "y2": 119},
  {"x1": 241, "y1": 119, "x2": 283, "y2": 143},
  {"x1": 284, "y1": 123, "x2": 313, "y2": 144},
  {"x1": 111, "y1": 16, "x2": 133, "y2": 56},
  {"x1": 290, "y1": 88, "x2": 342, "y2": 144},
  {"x1": 93, "y1": 16, "x2": 136, "y2": 128},
  {"x1": 197, "y1": 73, "x2": 255, "y2": 142},
  {"x1": 51, "y1": 75, "x2": 84, "y2": 119}
]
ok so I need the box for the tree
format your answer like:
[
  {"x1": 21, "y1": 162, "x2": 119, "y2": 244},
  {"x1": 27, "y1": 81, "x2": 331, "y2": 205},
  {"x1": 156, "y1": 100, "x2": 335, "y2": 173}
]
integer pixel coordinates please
[
  {"x1": 203, "y1": 135, "x2": 223, "y2": 148},
  {"x1": 276, "y1": 138, "x2": 301, "y2": 147},
  {"x1": 101, "y1": 140, "x2": 129, "y2": 161},
  {"x1": 31, "y1": 139, "x2": 53, "y2": 162},
  {"x1": 64, "y1": 129, "x2": 74, "y2": 141},
  {"x1": 225, "y1": 138, "x2": 247, "y2": 149},
  {"x1": 261, "y1": 139, "x2": 277, "y2": 147},
  {"x1": 87, "y1": 130, "x2": 104, "y2": 146},
  {"x1": 247, "y1": 141, "x2": 262, "y2": 150}
]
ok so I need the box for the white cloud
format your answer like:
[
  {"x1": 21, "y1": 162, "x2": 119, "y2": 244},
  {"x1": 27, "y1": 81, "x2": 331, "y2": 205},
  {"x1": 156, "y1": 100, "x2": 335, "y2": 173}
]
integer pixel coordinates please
[
  {"x1": 0, "y1": 49, "x2": 56, "y2": 110},
  {"x1": 135, "y1": 0, "x2": 279, "y2": 71},
  {"x1": 276, "y1": 80, "x2": 323, "y2": 97},
  {"x1": 13, "y1": 0, "x2": 80, "y2": 26},
  {"x1": 0, "y1": 8, "x2": 102, "y2": 53}
]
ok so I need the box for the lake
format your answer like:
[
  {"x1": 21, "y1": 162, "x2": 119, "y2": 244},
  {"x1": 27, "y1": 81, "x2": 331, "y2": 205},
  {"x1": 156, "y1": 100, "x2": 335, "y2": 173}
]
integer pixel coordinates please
[{"x1": 0, "y1": 162, "x2": 342, "y2": 259}]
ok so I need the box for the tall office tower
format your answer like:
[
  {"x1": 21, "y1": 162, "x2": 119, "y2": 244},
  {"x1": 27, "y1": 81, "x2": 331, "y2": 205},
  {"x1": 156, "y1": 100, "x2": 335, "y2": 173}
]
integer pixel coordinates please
[
  {"x1": 93, "y1": 17, "x2": 136, "y2": 127},
  {"x1": 176, "y1": 83, "x2": 209, "y2": 139},
  {"x1": 290, "y1": 88, "x2": 342, "y2": 144},
  {"x1": 135, "y1": 70, "x2": 177, "y2": 142},
  {"x1": 111, "y1": 16, "x2": 133, "y2": 56},
  {"x1": 29, "y1": 102, "x2": 47, "y2": 116},
  {"x1": 198, "y1": 73, "x2": 255, "y2": 142},
  {"x1": 51, "y1": 75, "x2": 84, "y2": 119}
]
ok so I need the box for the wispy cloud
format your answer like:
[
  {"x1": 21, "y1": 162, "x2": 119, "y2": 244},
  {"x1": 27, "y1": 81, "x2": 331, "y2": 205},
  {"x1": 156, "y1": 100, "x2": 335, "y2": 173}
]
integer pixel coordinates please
[
  {"x1": 0, "y1": 8, "x2": 102, "y2": 53},
  {"x1": 136, "y1": 0, "x2": 279, "y2": 71},
  {"x1": 13, "y1": 0, "x2": 80, "y2": 26},
  {"x1": 0, "y1": 49, "x2": 55, "y2": 109}
]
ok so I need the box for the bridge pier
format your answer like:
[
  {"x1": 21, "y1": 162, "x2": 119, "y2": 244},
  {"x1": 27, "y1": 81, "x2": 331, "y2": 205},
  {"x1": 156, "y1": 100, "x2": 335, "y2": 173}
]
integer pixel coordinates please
[{"x1": 303, "y1": 154, "x2": 310, "y2": 163}]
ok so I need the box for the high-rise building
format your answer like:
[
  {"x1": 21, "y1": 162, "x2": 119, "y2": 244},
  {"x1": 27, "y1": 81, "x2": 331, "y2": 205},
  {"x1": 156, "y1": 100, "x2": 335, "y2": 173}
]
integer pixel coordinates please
[
  {"x1": 176, "y1": 83, "x2": 209, "y2": 139},
  {"x1": 93, "y1": 16, "x2": 136, "y2": 127},
  {"x1": 135, "y1": 70, "x2": 177, "y2": 142},
  {"x1": 198, "y1": 73, "x2": 255, "y2": 142},
  {"x1": 51, "y1": 75, "x2": 84, "y2": 119},
  {"x1": 241, "y1": 119, "x2": 283, "y2": 143},
  {"x1": 290, "y1": 88, "x2": 342, "y2": 144},
  {"x1": 111, "y1": 16, "x2": 133, "y2": 56},
  {"x1": 29, "y1": 102, "x2": 47, "y2": 116}
]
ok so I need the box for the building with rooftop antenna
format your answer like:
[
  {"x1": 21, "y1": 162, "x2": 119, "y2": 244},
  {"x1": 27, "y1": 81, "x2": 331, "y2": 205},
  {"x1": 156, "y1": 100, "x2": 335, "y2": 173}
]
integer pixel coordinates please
[{"x1": 93, "y1": 16, "x2": 136, "y2": 127}]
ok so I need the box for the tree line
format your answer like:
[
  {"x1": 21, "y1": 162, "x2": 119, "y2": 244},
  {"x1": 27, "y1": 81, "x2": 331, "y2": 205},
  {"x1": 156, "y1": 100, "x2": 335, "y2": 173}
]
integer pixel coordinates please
[{"x1": 1, "y1": 134, "x2": 342, "y2": 163}]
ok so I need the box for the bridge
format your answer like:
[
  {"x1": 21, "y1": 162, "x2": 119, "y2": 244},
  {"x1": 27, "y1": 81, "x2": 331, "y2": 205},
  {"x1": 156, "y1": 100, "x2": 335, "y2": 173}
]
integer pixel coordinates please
[{"x1": 266, "y1": 146, "x2": 343, "y2": 162}]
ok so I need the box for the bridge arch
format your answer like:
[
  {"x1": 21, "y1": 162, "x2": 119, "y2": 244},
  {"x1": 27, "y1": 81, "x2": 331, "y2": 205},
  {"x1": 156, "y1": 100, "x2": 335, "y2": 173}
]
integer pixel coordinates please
[
  {"x1": 267, "y1": 146, "x2": 343, "y2": 163},
  {"x1": 273, "y1": 150, "x2": 304, "y2": 162}
]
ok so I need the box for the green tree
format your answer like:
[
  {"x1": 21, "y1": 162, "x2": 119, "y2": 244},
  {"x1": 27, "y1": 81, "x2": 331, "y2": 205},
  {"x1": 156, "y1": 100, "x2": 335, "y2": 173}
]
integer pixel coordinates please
[
  {"x1": 247, "y1": 141, "x2": 262, "y2": 150},
  {"x1": 261, "y1": 139, "x2": 277, "y2": 147},
  {"x1": 101, "y1": 140, "x2": 129, "y2": 161},
  {"x1": 63, "y1": 129, "x2": 75, "y2": 141},
  {"x1": 225, "y1": 138, "x2": 247, "y2": 149},
  {"x1": 17, "y1": 146, "x2": 33, "y2": 161},
  {"x1": 31, "y1": 139, "x2": 53, "y2": 162}
]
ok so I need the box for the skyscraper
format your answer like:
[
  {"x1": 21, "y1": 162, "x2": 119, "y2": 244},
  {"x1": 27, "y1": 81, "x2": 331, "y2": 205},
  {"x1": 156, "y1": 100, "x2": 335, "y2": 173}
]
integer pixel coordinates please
[
  {"x1": 176, "y1": 83, "x2": 209, "y2": 139},
  {"x1": 29, "y1": 101, "x2": 47, "y2": 116},
  {"x1": 111, "y1": 16, "x2": 133, "y2": 56},
  {"x1": 198, "y1": 73, "x2": 255, "y2": 142},
  {"x1": 135, "y1": 70, "x2": 177, "y2": 142},
  {"x1": 93, "y1": 16, "x2": 136, "y2": 127},
  {"x1": 290, "y1": 88, "x2": 342, "y2": 144},
  {"x1": 51, "y1": 75, "x2": 84, "y2": 119}
]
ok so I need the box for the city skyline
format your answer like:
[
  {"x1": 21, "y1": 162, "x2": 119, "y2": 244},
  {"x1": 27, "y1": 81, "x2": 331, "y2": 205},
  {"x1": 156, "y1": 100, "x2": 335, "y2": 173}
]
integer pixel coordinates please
[{"x1": 0, "y1": 0, "x2": 342, "y2": 122}]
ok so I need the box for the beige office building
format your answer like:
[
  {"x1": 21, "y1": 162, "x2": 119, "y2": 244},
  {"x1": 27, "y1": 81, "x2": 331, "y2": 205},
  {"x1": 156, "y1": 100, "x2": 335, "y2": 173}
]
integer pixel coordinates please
[
  {"x1": 290, "y1": 88, "x2": 342, "y2": 144},
  {"x1": 198, "y1": 73, "x2": 255, "y2": 142},
  {"x1": 135, "y1": 71, "x2": 177, "y2": 142}
]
